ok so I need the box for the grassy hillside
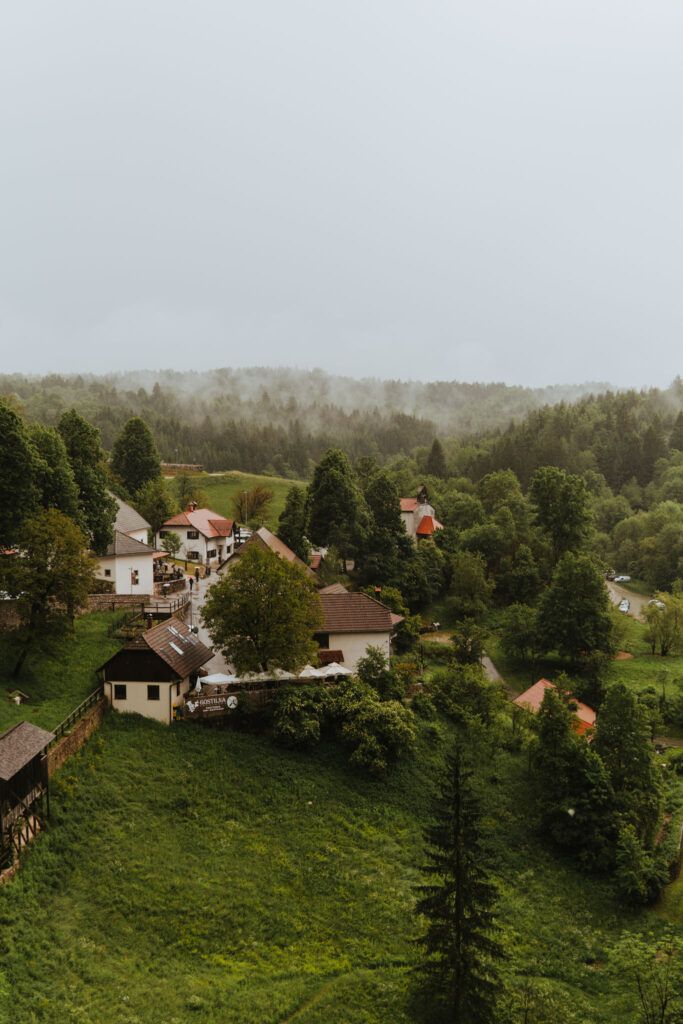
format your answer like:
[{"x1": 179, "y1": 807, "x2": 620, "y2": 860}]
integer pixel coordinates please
[
  {"x1": 0, "y1": 611, "x2": 126, "y2": 735},
  {"x1": 0, "y1": 706, "x2": 676, "y2": 1023},
  {"x1": 184, "y1": 471, "x2": 305, "y2": 532}
]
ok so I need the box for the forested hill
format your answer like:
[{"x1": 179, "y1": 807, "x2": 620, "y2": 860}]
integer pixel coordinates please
[
  {"x1": 459, "y1": 379, "x2": 683, "y2": 492},
  {"x1": 0, "y1": 367, "x2": 607, "y2": 477}
]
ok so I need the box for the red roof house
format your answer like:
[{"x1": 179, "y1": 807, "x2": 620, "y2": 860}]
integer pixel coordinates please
[{"x1": 514, "y1": 679, "x2": 596, "y2": 736}]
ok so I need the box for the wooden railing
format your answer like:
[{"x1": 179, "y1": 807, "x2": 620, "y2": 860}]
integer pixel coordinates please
[
  {"x1": 142, "y1": 593, "x2": 190, "y2": 619},
  {"x1": 49, "y1": 685, "x2": 104, "y2": 747}
]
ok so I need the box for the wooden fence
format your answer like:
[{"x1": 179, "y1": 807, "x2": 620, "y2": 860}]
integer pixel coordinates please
[{"x1": 48, "y1": 686, "x2": 104, "y2": 748}]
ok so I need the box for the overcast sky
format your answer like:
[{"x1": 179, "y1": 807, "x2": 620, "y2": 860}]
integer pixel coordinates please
[{"x1": 1, "y1": 1, "x2": 681, "y2": 389}]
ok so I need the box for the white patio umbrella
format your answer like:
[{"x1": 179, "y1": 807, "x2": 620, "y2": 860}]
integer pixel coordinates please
[
  {"x1": 298, "y1": 664, "x2": 324, "y2": 679},
  {"x1": 203, "y1": 673, "x2": 239, "y2": 685},
  {"x1": 319, "y1": 662, "x2": 352, "y2": 678}
]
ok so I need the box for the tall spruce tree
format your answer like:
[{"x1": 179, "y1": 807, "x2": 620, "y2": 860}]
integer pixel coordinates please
[
  {"x1": 110, "y1": 416, "x2": 162, "y2": 495},
  {"x1": 278, "y1": 485, "x2": 310, "y2": 562},
  {"x1": 415, "y1": 746, "x2": 504, "y2": 1023},
  {"x1": 0, "y1": 397, "x2": 38, "y2": 546},
  {"x1": 426, "y1": 438, "x2": 447, "y2": 478},
  {"x1": 58, "y1": 409, "x2": 117, "y2": 555}
]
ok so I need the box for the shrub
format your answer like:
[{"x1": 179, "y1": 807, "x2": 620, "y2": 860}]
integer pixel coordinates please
[
  {"x1": 356, "y1": 646, "x2": 404, "y2": 701},
  {"x1": 272, "y1": 685, "x2": 330, "y2": 749},
  {"x1": 330, "y1": 680, "x2": 416, "y2": 775}
]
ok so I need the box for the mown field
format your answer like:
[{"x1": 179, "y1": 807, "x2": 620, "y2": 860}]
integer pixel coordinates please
[{"x1": 178, "y1": 472, "x2": 305, "y2": 531}]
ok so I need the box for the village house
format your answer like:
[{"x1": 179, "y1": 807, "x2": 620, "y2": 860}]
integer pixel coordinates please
[
  {"x1": 99, "y1": 616, "x2": 213, "y2": 725},
  {"x1": 156, "y1": 502, "x2": 237, "y2": 566},
  {"x1": 400, "y1": 485, "x2": 443, "y2": 543},
  {"x1": 93, "y1": 496, "x2": 155, "y2": 596},
  {"x1": 314, "y1": 585, "x2": 404, "y2": 673},
  {"x1": 514, "y1": 679, "x2": 596, "y2": 737},
  {"x1": 218, "y1": 525, "x2": 315, "y2": 578}
]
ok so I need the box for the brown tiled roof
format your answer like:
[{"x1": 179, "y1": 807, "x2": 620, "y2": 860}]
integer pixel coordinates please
[
  {"x1": 318, "y1": 592, "x2": 396, "y2": 634},
  {"x1": 163, "y1": 511, "x2": 192, "y2": 527},
  {"x1": 319, "y1": 583, "x2": 348, "y2": 595},
  {"x1": 318, "y1": 649, "x2": 344, "y2": 665},
  {"x1": 514, "y1": 679, "x2": 596, "y2": 731},
  {"x1": 309, "y1": 553, "x2": 322, "y2": 570},
  {"x1": 0, "y1": 722, "x2": 55, "y2": 781},
  {"x1": 141, "y1": 617, "x2": 213, "y2": 677},
  {"x1": 227, "y1": 527, "x2": 315, "y2": 577},
  {"x1": 208, "y1": 518, "x2": 235, "y2": 537}
]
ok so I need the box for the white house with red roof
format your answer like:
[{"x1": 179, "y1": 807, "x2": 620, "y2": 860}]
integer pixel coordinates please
[
  {"x1": 156, "y1": 502, "x2": 237, "y2": 566},
  {"x1": 400, "y1": 486, "x2": 443, "y2": 543}
]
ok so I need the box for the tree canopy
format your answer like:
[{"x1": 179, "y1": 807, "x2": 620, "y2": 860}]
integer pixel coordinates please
[
  {"x1": 201, "y1": 545, "x2": 323, "y2": 673},
  {"x1": 110, "y1": 417, "x2": 162, "y2": 495},
  {"x1": 58, "y1": 409, "x2": 117, "y2": 555}
]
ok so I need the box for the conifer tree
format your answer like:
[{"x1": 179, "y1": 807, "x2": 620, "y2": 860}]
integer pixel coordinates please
[
  {"x1": 415, "y1": 746, "x2": 504, "y2": 1023},
  {"x1": 426, "y1": 438, "x2": 447, "y2": 478},
  {"x1": 111, "y1": 416, "x2": 162, "y2": 495}
]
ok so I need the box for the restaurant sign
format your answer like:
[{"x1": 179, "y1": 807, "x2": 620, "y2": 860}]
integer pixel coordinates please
[{"x1": 184, "y1": 693, "x2": 239, "y2": 718}]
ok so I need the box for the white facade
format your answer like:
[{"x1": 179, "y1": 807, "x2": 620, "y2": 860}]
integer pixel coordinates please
[
  {"x1": 156, "y1": 505, "x2": 236, "y2": 565},
  {"x1": 325, "y1": 631, "x2": 392, "y2": 674},
  {"x1": 104, "y1": 677, "x2": 191, "y2": 725},
  {"x1": 94, "y1": 547, "x2": 154, "y2": 596}
]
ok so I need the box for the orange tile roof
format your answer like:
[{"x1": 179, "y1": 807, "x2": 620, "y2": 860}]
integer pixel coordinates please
[
  {"x1": 162, "y1": 508, "x2": 233, "y2": 539},
  {"x1": 416, "y1": 514, "x2": 439, "y2": 535},
  {"x1": 400, "y1": 498, "x2": 419, "y2": 512},
  {"x1": 514, "y1": 679, "x2": 595, "y2": 730}
]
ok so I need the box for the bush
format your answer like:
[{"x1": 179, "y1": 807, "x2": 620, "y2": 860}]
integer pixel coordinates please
[
  {"x1": 410, "y1": 692, "x2": 436, "y2": 719},
  {"x1": 356, "y1": 646, "x2": 405, "y2": 701},
  {"x1": 330, "y1": 680, "x2": 416, "y2": 775},
  {"x1": 272, "y1": 685, "x2": 330, "y2": 749},
  {"x1": 430, "y1": 665, "x2": 503, "y2": 726}
]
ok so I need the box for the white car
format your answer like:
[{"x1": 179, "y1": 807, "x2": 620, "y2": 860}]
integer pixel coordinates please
[
  {"x1": 614, "y1": 575, "x2": 631, "y2": 583},
  {"x1": 618, "y1": 598, "x2": 630, "y2": 613},
  {"x1": 648, "y1": 599, "x2": 665, "y2": 610}
]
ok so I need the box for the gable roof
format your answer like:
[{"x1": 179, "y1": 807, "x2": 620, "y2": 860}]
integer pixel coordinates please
[
  {"x1": 0, "y1": 722, "x2": 55, "y2": 781},
  {"x1": 101, "y1": 616, "x2": 213, "y2": 679},
  {"x1": 112, "y1": 495, "x2": 150, "y2": 535},
  {"x1": 319, "y1": 582, "x2": 348, "y2": 595},
  {"x1": 318, "y1": 592, "x2": 402, "y2": 634},
  {"x1": 400, "y1": 498, "x2": 419, "y2": 512},
  {"x1": 514, "y1": 679, "x2": 596, "y2": 733},
  {"x1": 103, "y1": 531, "x2": 156, "y2": 558},
  {"x1": 227, "y1": 527, "x2": 315, "y2": 577},
  {"x1": 162, "y1": 508, "x2": 234, "y2": 539}
]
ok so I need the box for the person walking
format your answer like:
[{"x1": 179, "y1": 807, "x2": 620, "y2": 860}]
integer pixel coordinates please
[{"x1": 189, "y1": 576, "x2": 194, "y2": 593}]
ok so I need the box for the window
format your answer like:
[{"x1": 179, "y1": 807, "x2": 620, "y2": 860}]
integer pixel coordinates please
[
  {"x1": 147, "y1": 685, "x2": 160, "y2": 701},
  {"x1": 316, "y1": 633, "x2": 330, "y2": 648},
  {"x1": 114, "y1": 684, "x2": 127, "y2": 701},
  {"x1": 207, "y1": 548, "x2": 217, "y2": 558},
  {"x1": 159, "y1": 530, "x2": 168, "y2": 538},
  {"x1": 176, "y1": 682, "x2": 181, "y2": 696},
  {"x1": 188, "y1": 551, "x2": 200, "y2": 560},
  {"x1": 187, "y1": 530, "x2": 199, "y2": 539},
  {"x1": 104, "y1": 569, "x2": 111, "y2": 577},
  {"x1": 131, "y1": 569, "x2": 139, "y2": 586}
]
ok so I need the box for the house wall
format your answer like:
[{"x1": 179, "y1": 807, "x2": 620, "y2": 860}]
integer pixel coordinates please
[
  {"x1": 94, "y1": 552, "x2": 154, "y2": 596},
  {"x1": 155, "y1": 528, "x2": 234, "y2": 565},
  {"x1": 126, "y1": 527, "x2": 149, "y2": 544},
  {"x1": 104, "y1": 678, "x2": 191, "y2": 725},
  {"x1": 327, "y1": 631, "x2": 392, "y2": 674}
]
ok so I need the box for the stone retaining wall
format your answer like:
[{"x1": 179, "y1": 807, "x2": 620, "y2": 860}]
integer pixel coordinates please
[
  {"x1": 47, "y1": 700, "x2": 106, "y2": 776},
  {"x1": 86, "y1": 593, "x2": 152, "y2": 612}
]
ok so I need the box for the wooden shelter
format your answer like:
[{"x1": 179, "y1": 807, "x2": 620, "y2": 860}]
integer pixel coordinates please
[{"x1": 0, "y1": 721, "x2": 54, "y2": 870}]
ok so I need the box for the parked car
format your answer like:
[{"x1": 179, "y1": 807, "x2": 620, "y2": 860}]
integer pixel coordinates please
[
  {"x1": 619, "y1": 598, "x2": 630, "y2": 613},
  {"x1": 648, "y1": 599, "x2": 666, "y2": 609},
  {"x1": 614, "y1": 575, "x2": 631, "y2": 583}
]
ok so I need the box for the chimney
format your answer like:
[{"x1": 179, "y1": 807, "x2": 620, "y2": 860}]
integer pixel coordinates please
[{"x1": 187, "y1": 501, "x2": 197, "y2": 512}]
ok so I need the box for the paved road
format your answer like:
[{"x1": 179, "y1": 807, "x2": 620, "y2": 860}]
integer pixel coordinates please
[
  {"x1": 186, "y1": 574, "x2": 233, "y2": 675},
  {"x1": 605, "y1": 580, "x2": 650, "y2": 621}
]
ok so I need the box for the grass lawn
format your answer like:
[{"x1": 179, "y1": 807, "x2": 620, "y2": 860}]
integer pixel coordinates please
[
  {"x1": 0, "y1": 611, "x2": 126, "y2": 735},
  {"x1": 182, "y1": 472, "x2": 307, "y2": 532},
  {"x1": 0, "y1": 708, "x2": 679, "y2": 1022}
]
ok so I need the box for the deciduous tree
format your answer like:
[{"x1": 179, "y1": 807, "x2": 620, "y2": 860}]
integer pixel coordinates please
[
  {"x1": 538, "y1": 552, "x2": 614, "y2": 667},
  {"x1": 201, "y1": 545, "x2": 323, "y2": 673},
  {"x1": 0, "y1": 397, "x2": 37, "y2": 546},
  {"x1": 0, "y1": 510, "x2": 95, "y2": 677},
  {"x1": 529, "y1": 466, "x2": 592, "y2": 563}
]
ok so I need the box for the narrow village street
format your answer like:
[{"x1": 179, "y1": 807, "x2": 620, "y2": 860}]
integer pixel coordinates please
[{"x1": 185, "y1": 572, "x2": 233, "y2": 676}]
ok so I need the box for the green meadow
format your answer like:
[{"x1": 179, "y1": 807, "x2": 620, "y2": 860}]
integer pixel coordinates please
[
  {"x1": 183, "y1": 472, "x2": 306, "y2": 531},
  {"x1": 1, "y1": 614, "x2": 683, "y2": 1022}
]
